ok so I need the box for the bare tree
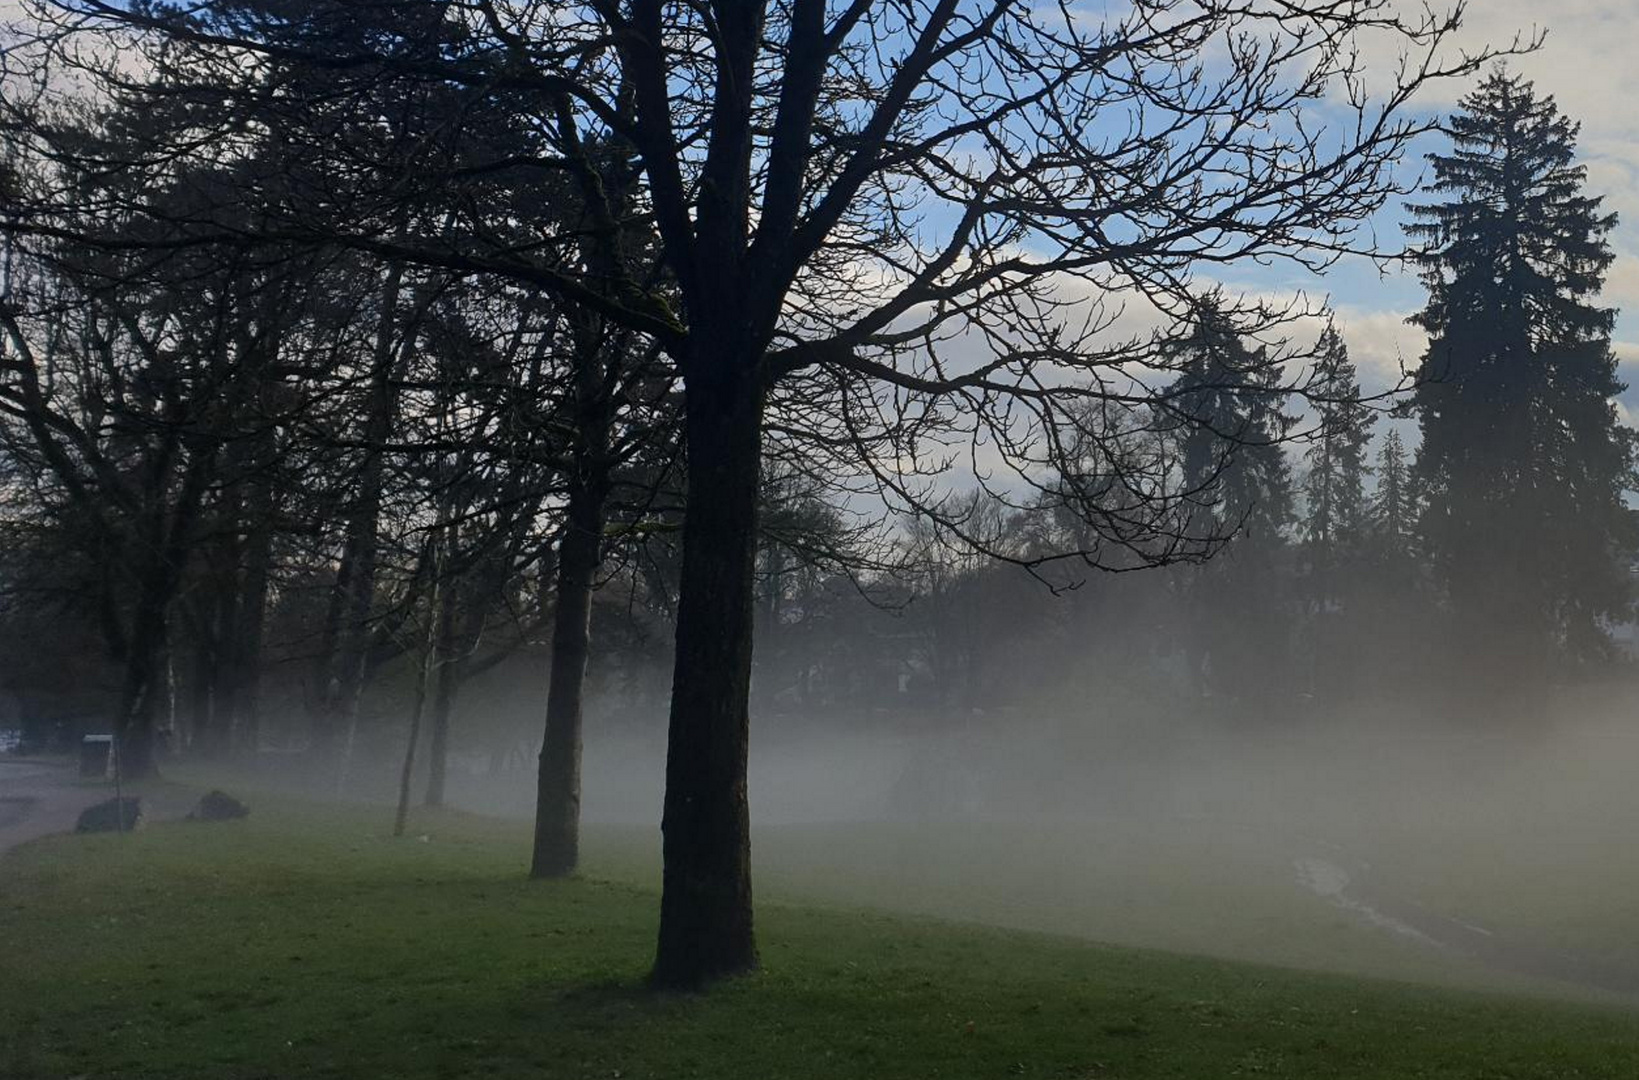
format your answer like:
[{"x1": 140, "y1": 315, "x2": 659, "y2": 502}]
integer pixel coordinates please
[{"x1": 15, "y1": 0, "x2": 1515, "y2": 987}]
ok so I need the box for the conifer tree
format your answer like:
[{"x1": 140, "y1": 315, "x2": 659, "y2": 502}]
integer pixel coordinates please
[
  {"x1": 1370, "y1": 429, "x2": 1418, "y2": 554},
  {"x1": 1300, "y1": 323, "x2": 1375, "y2": 592},
  {"x1": 1295, "y1": 323, "x2": 1375, "y2": 697},
  {"x1": 1164, "y1": 300, "x2": 1297, "y2": 706},
  {"x1": 1410, "y1": 70, "x2": 1634, "y2": 674},
  {"x1": 1168, "y1": 302, "x2": 1297, "y2": 547}
]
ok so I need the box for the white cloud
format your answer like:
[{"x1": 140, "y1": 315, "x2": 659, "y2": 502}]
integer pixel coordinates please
[
  {"x1": 1601, "y1": 257, "x2": 1639, "y2": 310},
  {"x1": 1331, "y1": 305, "x2": 1425, "y2": 390}
]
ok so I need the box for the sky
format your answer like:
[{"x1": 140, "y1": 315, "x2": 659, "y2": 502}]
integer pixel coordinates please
[{"x1": 1290, "y1": 1, "x2": 1639, "y2": 418}]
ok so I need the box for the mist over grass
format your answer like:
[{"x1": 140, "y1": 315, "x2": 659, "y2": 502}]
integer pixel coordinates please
[
  {"x1": 196, "y1": 672, "x2": 1639, "y2": 1002},
  {"x1": 9, "y1": 791, "x2": 1639, "y2": 1080}
]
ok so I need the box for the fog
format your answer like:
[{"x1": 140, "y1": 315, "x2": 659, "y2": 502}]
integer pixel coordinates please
[
  {"x1": 13, "y1": 460, "x2": 1639, "y2": 1005},
  {"x1": 322, "y1": 665, "x2": 1632, "y2": 1004}
]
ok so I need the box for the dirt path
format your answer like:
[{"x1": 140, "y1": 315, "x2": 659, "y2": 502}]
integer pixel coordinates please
[{"x1": 1296, "y1": 854, "x2": 1639, "y2": 1001}]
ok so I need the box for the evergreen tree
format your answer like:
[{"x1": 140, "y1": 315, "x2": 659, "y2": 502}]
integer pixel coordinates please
[
  {"x1": 1348, "y1": 426, "x2": 1433, "y2": 694},
  {"x1": 1296, "y1": 323, "x2": 1375, "y2": 698},
  {"x1": 1163, "y1": 299, "x2": 1297, "y2": 707},
  {"x1": 1410, "y1": 70, "x2": 1634, "y2": 676},
  {"x1": 1300, "y1": 323, "x2": 1375, "y2": 587},
  {"x1": 1167, "y1": 301, "x2": 1297, "y2": 546},
  {"x1": 1370, "y1": 429, "x2": 1418, "y2": 554}
]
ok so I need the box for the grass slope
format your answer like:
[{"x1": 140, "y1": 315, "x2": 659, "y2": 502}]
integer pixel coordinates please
[{"x1": 3, "y1": 795, "x2": 1639, "y2": 1079}]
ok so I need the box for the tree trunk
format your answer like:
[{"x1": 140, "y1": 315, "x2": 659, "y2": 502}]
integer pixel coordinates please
[
  {"x1": 423, "y1": 571, "x2": 467, "y2": 809},
  {"x1": 309, "y1": 261, "x2": 407, "y2": 763},
  {"x1": 232, "y1": 499, "x2": 274, "y2": 755},
  {"x1": 116, "y1": 445, "x2": 214, "y2": 780},
  {"x1": 116, "y1": 609, "x2": 168, "y2": 781},
  {"x1": 394, "y1": 523, "x2": 455, "y2": 835},
  {"x1": 116, "y1": 549, "x2": 184, "y2": 780},
  {"x1": 393, "y1": 596, "x2": 440, "y2": 838},
  {"x1": 650, "y1": 371, "x2": 764, "y2": 989},
  {"x1": 209, "y1": 536, "x2": 243, "y2": 754},
  {"x1": 530, "y1": 478, "x2": 606, "y2": 878},
  {"x1": 312, "y1": 504, "x2": 380, "y2": 774},
  {"x1": 189, "y1": 634, "x2": 216, "y2": 755}
]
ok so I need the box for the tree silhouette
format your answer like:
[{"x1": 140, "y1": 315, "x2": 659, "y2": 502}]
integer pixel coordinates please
[
  {"x1": 1410, "y1": 70, "x2": 1635, "y2": 683},
  {"x1": 1301, "y1": 324, "x2": 1374, "y2": 580},
  {"x1": 1371, "y1": 429, "x2": 1418, "y2": 555},
  {"x1": 1163, "y1": 299, "x2": 1296, "y2": 708}
]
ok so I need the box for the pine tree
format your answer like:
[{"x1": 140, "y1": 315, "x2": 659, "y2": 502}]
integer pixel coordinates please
[
  {"x1": 1410, "y1": 70, "x2": 1634, "y2": 675},
  {"x1": 1163, "y1": 298, "x2": 1296, "y2": 707},
  {"x1": 1349, "y1": 425, "x2": 1432, "y2": 693},
  {"x1": 1370, "y1": 429, "x2": 1417, "y2": 553},
  {"x1": 1167, "y1": 300, "x2": 1296, "y2": 546},
  {"x1": 1300, "y1": 323, "x2": 1375, "y2": 588},
  {"x1": 1294, "y1": 323, "x2": 1375, "y2": 698}
]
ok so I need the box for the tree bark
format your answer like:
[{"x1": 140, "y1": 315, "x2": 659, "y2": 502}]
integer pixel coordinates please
[
  {"x1": 650, "y1": 368, "x2": 764, "y2": 989},
  {"x1": 530, "y1": 477, "x2": 606, "y2": 878}
]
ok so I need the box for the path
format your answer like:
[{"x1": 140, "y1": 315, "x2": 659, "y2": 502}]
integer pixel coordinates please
[
  {"x1": 0, "y1": 758, "x2": 194, "y2": 864},
  {"x1": 1296, "y1": 853, "x2": 1639, "y2": 1001},
  {"x1": 0, "y1": 758, "x2": 97, "y2": 864}
]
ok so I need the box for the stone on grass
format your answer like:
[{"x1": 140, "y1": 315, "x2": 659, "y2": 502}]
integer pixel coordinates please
[
  {"x1": 189, "y1": 790, "x2": 250, "y2": 822},
  {"x1": 76, "y1": 797, "x2": 142, "y2": 833}
]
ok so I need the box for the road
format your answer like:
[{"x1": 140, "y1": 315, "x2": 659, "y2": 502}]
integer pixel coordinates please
[{"x1": 0, "y1": 758, "x2": 105, "y2": 862}]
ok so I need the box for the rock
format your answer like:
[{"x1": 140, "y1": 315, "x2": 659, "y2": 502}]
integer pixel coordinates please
[
  {"x1": 188, "y1": 790, "x2": 249, "y2": 822},
  {"x1": 75, "y1": 797, "x2": 143, "y2": 833}
]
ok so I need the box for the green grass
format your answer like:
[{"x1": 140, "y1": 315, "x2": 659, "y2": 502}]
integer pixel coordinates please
[
  {"x1": 579, "y1": 815, "x2": 1603, "y2": 998},
  {"x1": 5, "y1": 794, "x2": 1639, "y2": 1078}
]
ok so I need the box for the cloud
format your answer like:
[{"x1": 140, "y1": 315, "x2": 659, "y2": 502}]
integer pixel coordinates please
[
  {"x1": 1331, "y1": 305, "x2": 1425, "y2": 390},
  {"x1": 1601, "y1": 256, "x2": 1639, "y2": 310},
  {"x1": 1450, "y1": 3, "x2": 1639, "y2": 128}
]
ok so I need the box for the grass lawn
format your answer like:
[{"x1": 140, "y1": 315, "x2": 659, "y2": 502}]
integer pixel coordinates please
[{"x1": 5, "y1": 792, "x2": 1639, "y2": 1078}]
